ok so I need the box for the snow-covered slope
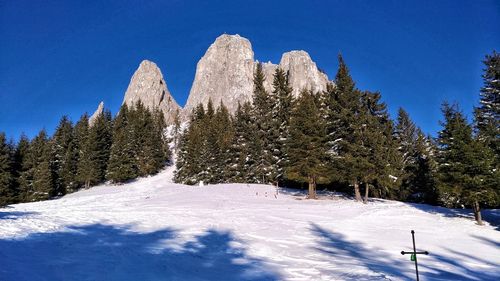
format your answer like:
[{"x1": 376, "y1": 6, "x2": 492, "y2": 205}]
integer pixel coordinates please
[{"x1": 0, "y1": 166, "x2": 499, "y2": 281}]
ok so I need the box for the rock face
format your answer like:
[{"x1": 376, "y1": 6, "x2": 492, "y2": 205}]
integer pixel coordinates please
[
  {"x1": 279, "y1": 51, "x2": 330, "y2": 95},
  {"x1": 184, "y1": 34, "x2": 255, "y2": 115},
  {"x1": 184, "y1": 34, "x2": 332, "y2": 116},
  {"x1": 89, "y1": 101, "x2": 104, "y2": 127},
  {"x1": 123, "y1": 60, "x2": 180, "y2": 124},
  {"x1": 119, "y1": 34, "x2": 332, "y2": 121}
]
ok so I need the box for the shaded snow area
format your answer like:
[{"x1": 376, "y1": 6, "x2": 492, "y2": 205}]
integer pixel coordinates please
[{"x1": 1, "y1": 167, "x2": 499, "y2": 281}]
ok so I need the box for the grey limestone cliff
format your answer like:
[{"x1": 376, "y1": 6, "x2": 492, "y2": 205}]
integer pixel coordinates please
[{"x1": 123, "y1": 60, "x2": 180, "y2": 124}]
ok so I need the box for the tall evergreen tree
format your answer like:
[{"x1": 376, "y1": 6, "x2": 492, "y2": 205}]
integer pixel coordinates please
[
  {"x1": 394, "y1": 108, "x2": 438, "y2": 203},
  {"x1": 20, "y1": 130, "x2": 54, "y2": 201},
  {"x1": 174, "y1": 105, "x2": 205, "y2": 184},
  {"x1": 51, "y1": 116, "x2": 74, "y2": 195},
  {"x1": 229, "y1": 102, "x2": 258, "y2": 182},
  {"x1": 211, "y1": 102, "x2": 234, "y2": 183},
  {"x1": 324, "y1": 54, "x2": 367, "y2": 201},
  {"x1": 73, "y1": 114, "x2": 89, "y2": 190},
  {"x1": 270, "y1": 67, "x2": 293, "y2": 184},
  {"x1": 172, "y1": 108, "x2": 182, "y2": 153},
  {"x1": 252, "y1": 63, "x2": 274, "y2": 183},
  {"x1": 285, "y1": 90, "x2": 328, "y2": 199},
  {"x1": 437, "y1": 102, "x2": 498, "y2": 224},
  {"x1": 12, "y1": 134, "x2": 30, "y2": 201},
  {"x1": 0, "y1": 133, "x2": 15, "y2": 206},
  {"x1": 474, "y1": 51, "x2": 499, "y2": 157},
  {"x1": 77, "y1": 110, "x2": 112, "y2": 187},
  {"x1": 107, "y1": 104, "x2": 137, "y2": 183},
  {"x1": 360, "y1": 91, "x2": 402, "y2": 202}
]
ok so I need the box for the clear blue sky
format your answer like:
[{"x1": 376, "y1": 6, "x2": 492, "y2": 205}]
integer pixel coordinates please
[{"x1": 1, "y1": 0, "x2": 499, "y2": 141}]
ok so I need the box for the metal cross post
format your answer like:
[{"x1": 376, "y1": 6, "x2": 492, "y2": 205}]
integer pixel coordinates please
[{"x1": 401, "y1": 230, "x2": 429, "y2": 281}]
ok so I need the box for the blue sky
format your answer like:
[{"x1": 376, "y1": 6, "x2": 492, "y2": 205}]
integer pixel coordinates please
[{"x1": 1, "y1": 0, "x2": 499, "y2": 141}]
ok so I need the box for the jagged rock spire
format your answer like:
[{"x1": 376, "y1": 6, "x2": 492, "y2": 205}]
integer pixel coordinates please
[{"x1": 123, "y1": 60, "x2": 180, "y2": 124}]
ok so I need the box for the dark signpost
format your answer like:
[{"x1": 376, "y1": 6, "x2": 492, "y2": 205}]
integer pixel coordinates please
[{"x1": 401, "y1": 230, "x2": 429, "y2": 281}]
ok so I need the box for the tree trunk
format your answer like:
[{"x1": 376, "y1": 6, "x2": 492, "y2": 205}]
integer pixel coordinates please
[
  {"x1": 308, "y1": 176, "x2": 317, "y2": 199},
  {"x1": 473, "y1": 200, "x2": 484, "y2": 225},
  {"x1": 354, "y1": 181, "x2": 362, "y2": 202},
  {"x1": 363, "y1": 182, "x2": 369, "y2": 204}
]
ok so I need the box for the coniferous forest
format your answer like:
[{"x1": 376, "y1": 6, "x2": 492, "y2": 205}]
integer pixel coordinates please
[
  {"x1": 174, "y1": 52, "x2": 499, "y2": 225},
  {"x1": 0, "y1": 102, "x2": 170, "y2": 206},
  {"x1": 1, "y1": 52, "x2": 499, "y2": 225}
]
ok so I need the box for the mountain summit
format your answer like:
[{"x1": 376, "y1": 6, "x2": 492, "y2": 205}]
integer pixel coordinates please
[
  {"x1": 123, "y1": 60, "x2": 181, "y2": 124},
  {"x1": 119, "y1": 34, "x2": 332, "y2": 122}
]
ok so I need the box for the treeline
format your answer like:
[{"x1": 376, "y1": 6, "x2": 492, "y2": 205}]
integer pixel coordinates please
[
  {"x1": 175, "y1": 52, "x2": 499, "y2": 224},
  {"x1": 0, "y1": 102, "x2": 170, "y2": 205}
]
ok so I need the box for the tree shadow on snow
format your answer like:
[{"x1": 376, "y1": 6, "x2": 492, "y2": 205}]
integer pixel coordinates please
[
  {"x1": 0, "y1": 224, "x2": 280, "y2": 281},
  {"x1": 310, "y1": 223, "x2": 499, "y2": 281},
  {"x1": 0, "y1": 211, "x2": 37, "y2": 220},
  {"x1": 310, "y1": 223, "x2": 410, "y2": 280},
  {"x1": 408, "y1": 203, "x2": 500, "y2": 231}
]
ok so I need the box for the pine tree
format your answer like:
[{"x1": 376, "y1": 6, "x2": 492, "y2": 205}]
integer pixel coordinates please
[
  {"x1": 229, "y1": 102, "x2": 258, "y2": 182},
  {"x1": 437, "y1": 102, "x2": 498, "y2": 224},
  {"x1": 270, "y1": 67, "x2": 293, "y2": 184},
  {"x1": 0, "y1": 132, "x2": 15, "y2": 206},
  {"x1": 211, "y1": 102, "x2": 234, "y2": 183},
  {"x1": 474, "y1": 51, "x2": 499, "y2": 157},
  {"x1": 73, "y1": 114, "x2": 89, "y2": 190},
  {"x1": 252, "y1": 63, "x2": 274, "y2": 183},
  {"x1": 324, "y1": 54, "x2": 367, "y2": 201},
  {"x1": 394, "y1": 108, "x2": 438, "y2": 203},
  {"x1": 172, "y1": 108, "x2": 182, "y2": 152},
  {"x1": 286, "y1": 90, "x2": 328, "y2": 199},
  {"x1": 132, "y1": 103, "x2": 168, "y2": 177},
  {"x1": 107, "y1": 104, "x2": 137, "y2": 183},
  {"x1": 51, "y1": 116, "x2": 74, "y2": 195},
  {"x1": 21, "y1": 130, "x2": 54, "y2": 201},
  {"x1": 174, "y1": 105, "x2": 205, "y2": 184},
  {"x1": 12, "y1": 134, "x2": 30, "y2": 202},
  {"x1": 360, "y1": 91, "x2": 402, "y2": 202}
]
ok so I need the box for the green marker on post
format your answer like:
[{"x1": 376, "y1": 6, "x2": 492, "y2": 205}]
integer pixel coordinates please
[{"x1": 400, "y1": 230, "x2": 429, "y2": 281}]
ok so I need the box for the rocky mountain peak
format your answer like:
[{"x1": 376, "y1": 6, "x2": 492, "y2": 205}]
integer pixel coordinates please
[
  {"x1": 88, "y1": 101, "x2": 104, "y2": 127},
  {"x1": 183, "y1": 34, "x2": 255, "y2": 115},
  {"x1": 279, "y1": 50, "x2": 330, "y2": 96},
  {"x1": 123, "y1": 60, "x2": 180, "y2": 124}
]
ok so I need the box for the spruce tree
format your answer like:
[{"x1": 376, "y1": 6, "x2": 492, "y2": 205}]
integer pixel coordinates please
[
  {"x1": 13, "y1": 134, "x2": 30, "y2": 202},
  {"x1": 21, "y1": 130, "x2": 54, "y2": 201},
  {"x1": 270, "y1": 67, "x2": 293, "y2": 184},
  {"x1": 107, "y1": 104, "x2": 137, "y2": 183},
  {"x1": 211, "y1": 102, "x2": 234, "y2": 183},
  {"x1": 285, "y1": 90, "x2": 328, "y2": 199},
  {"x1": 360, "y1": 91, "x2": 402, "y2": 202},
  {"x1": 174, "y1": 105, "x2": 205, "y2": 184},
  {"x1": 172, "y1": 108, "x2": 182, "y2": 152},
  {"x1": 0, "y1": 132, "x2": 15, "y2": 206},
  {"x1": 394, "y1": 108, "x2": 438, "y2": 203},
  {"x1": 73, "y1": 114, "x2": 89, "y2": 189},
  {"x1": 51, "y1": 116, "x2": 74, "y2": 195},
  {"x1": 252, "y1": 63, "x2": 274, "y2": 183},
  {"x1": 229, "y1": 102, "x2": 258, "y2": 183},
  {"x1": 324, "y1": 55, "x2": 367, "y2": 201},
  {"x1": 474, "y1": 51, "x2": 499, "y2": 156},
  {"x1": 437, "y1": 102, "x2": 497, "y2": 224},
  {"x1": 77, "y1": 110, "x2": 112, "y2": 187}
]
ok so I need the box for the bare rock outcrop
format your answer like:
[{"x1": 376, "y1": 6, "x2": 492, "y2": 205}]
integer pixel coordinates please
[
  {"x1": 123, "y1": 60, "x2": 180, "y2": 124},
  {"x1": 183, "y1": 34, "x2": 255, "y2": 115},
  {"x1": 184, "y1": 34, "x2": 331, "y2": 117},
  {"x1": 88, "y1": 101, "x2": 104, "y2": 127},
  {"x1": 278, "y1": 51, "x2": 330, "y2": 96}
]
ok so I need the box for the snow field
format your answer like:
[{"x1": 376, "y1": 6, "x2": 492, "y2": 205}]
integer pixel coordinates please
[{"x1": 0, "y1": 166, "x2": 499, "y2": 280}]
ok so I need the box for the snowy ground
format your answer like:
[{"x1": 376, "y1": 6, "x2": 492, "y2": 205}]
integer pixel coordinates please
[{"x1": 0, "y1": 166, "x2": 499, "y2": 281}]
